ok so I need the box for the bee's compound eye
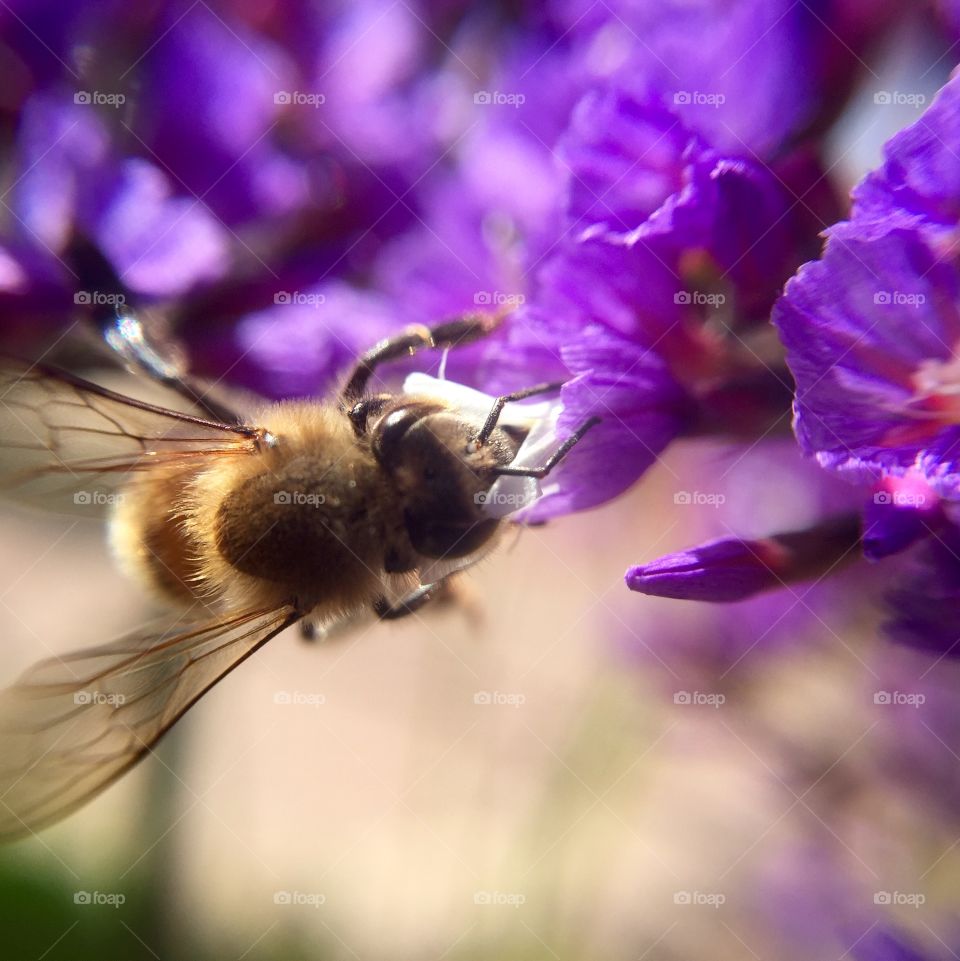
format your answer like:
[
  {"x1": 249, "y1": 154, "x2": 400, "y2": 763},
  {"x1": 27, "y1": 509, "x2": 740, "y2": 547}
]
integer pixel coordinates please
[{"x1": 371, "y1": 407, "x2": 427, "y2": 468}]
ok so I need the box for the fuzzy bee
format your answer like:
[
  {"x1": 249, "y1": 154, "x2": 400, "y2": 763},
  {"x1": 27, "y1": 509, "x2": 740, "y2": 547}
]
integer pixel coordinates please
[{"x1": 0, "y1": 310, "x2": 597, "y2": 841}]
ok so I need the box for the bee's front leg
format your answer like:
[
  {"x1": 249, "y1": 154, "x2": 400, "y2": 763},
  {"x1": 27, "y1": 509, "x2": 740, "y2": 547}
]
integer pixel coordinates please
[{"x1": 340, "y1": 311, "x2": 507, "y2": 404}]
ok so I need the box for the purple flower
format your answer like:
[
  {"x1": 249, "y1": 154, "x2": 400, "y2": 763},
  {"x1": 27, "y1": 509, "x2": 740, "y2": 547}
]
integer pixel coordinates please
[
  {"x1": 361, "y1": 0, "x2": 860, "y2": 520},
  {"x1": 773, "y1": 81, "x2": 960, "y2": 497},
  {"x1": 765, "y1": 75, "x2": 960, "y2": 655},
  {"x1": 631, "y1": 74, "x2": 960, "y2": 658},
  {"x1": 626, "y1": 515, "x2": 861, "y2": 602}
]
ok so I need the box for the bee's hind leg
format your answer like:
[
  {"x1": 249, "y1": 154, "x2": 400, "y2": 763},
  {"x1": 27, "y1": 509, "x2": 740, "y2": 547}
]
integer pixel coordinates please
[
  {"x1": 298, "y1": 582, "x2": 451, "y2": 640},
  {"x1": 373, "y1": 577, "x2": 485, "y2": 628},
  {"x1": 374, "y1": 582, "x2": 443, "y2": 621}
]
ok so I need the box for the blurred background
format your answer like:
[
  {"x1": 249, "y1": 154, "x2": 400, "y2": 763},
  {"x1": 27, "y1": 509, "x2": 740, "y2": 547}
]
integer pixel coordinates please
[{"x1": 1, "y1": 1, "x2": 960, "y2": 959}]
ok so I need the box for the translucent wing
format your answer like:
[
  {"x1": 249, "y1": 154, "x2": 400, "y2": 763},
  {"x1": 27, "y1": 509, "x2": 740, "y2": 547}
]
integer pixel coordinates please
[
  {"x1": 0, "y1": 605, "x2": 299, "y2": 841},
  {"x1": 0, "y1": 359, "x2": 264, "y2": 514}
]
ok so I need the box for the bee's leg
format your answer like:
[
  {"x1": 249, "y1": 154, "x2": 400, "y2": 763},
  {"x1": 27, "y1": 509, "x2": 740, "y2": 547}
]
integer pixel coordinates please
[
  {"x1": 100, "y1": 307, "x2": 246, "y2": 424},
  {"x1": 66, "y1": 237, "x2": 246, "y2": 424},
  {"x1": 492, "y1": 416, "x2": 602, "y2": 478},
  {"x1": 475, "y1": 382, "x2": 565, "y2": 445},
  {"x1": 341, "y1": 312, "x2": 505, "y2": 404},
  {"x1": 373, "y1": 581, "x2": 445, "y2": 620}
]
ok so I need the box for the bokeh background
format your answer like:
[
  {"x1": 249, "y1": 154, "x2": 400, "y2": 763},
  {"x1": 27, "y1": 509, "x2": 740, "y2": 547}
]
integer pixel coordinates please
[{"x1": 2, "y1": 2, "x2": 960, "y2": 959}]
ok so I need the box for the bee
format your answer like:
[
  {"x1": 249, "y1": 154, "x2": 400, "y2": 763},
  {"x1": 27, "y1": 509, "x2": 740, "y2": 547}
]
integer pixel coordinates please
[{"x1": 0, "y1": 309, "x2": 598, "y2": 841}]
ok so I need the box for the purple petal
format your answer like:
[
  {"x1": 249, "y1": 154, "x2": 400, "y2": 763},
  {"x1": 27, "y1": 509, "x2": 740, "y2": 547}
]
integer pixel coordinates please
[
  {"x1": 627, "y1": 537, "x2": 788, "y2": 602},
  {"x1": 592, "y1": 0, "x2": 820, "y2": 157},
  {"x1": 12, "y1": 94, "x2": 112, "y2": 250},
  {"x1": 519, "y1": 325, "x2": 691, "y2": 521},
  {"x1": 85, "y1": 159, "x2": 231, "y2": 296},
  {"x1": 559, "y1": 87, "x2": 830, "y2": 323},
  {"x1": 559, "y1": 90, "x2": 698, "y2": 236},
  {"x1": 138, "y1": 6, "x2": 308, "y2": 223},
  {"x1": 627, "y1": 516, "x2": 862, "y2": 602},
  {"x1": 534, "y1": 236, "x2": 687, "y2": 348},
  {"x1": 233, "y1": 282, "x2": 402, "y2": 398},
  {"x1": 774, "y1": 228, "x2": 960, "y2": 496},
  {"x1": 850, "y1": 73, "x2": 960, "y2": 242}
]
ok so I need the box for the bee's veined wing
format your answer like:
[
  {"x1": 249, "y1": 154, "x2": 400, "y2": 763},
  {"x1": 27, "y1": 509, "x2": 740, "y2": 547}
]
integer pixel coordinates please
[
  {"x1": 0, "y1": 359, "x2": 264, "y2": 514},
  {"x1": 0, "y1": 605, "x2": 299, "y2": 842}
]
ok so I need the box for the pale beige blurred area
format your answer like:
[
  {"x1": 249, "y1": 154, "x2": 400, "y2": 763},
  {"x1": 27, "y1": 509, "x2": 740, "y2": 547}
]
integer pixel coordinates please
[{"x1": 0, "y1": 448, "x2": 955, "y2": 960}]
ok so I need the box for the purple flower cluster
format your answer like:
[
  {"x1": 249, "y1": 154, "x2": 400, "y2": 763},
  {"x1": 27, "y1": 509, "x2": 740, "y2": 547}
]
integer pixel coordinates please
[
  {"x1": 619, "y1": 60, "x2": 960, "y2": 663},
  {"x1": 0, "y1": 4, "x2": 957, "y2": 652}
]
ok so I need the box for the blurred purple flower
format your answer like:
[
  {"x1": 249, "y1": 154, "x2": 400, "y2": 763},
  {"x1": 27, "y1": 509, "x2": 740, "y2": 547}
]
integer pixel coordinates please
[
  {"x1": 884, "y1": 525, "x2": 960, "y2": 658},
  {"x1": 863, "y1": 473, "x2": 944, "y2": 560},
  {"x1": 7, "y1": 93, "x2": 231, "y2": 300}
]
